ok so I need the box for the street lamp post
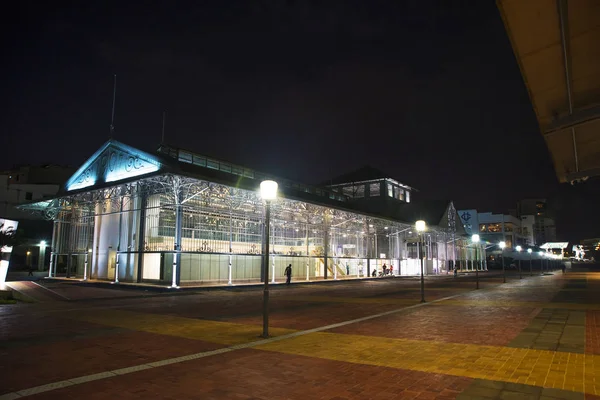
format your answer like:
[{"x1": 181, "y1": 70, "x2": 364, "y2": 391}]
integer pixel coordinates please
[
  {"x1": 38, "y1": 240, "x2": 47, "y2": 272},
  {"x1": 84, "y1": 248, "x2": 91, "y2": 281},
  {"x1": 527, "y1": 248, "x2": 533, "y2": 276},
  {"x1": 499, "y1": 241, "x2": 506, "y2": 283},
  {"x1": 416, "y1": 220, "x2": 426, "y2": 303},
  {"x1": 472, "y1": 234, "x2": 480, "y2": 289},
  {"x1": 539, "y1": 251, "x2": 545, "y2": 275},
  {"x1": 516, "y1": 245, "x2": 522, "y2": 279},
  {"x1": 260, "y1": 180, "x2": 278, "y2": 338}
]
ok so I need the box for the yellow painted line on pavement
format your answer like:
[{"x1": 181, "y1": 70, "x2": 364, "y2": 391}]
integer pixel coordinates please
[
  {"x1": 433, "y1": 299, "x2": 600, "y2": 311},
  {"x1": 68, "y1": 309, "x2": 295, "y2": 345},
  {"x1": 255, "y1": 331, "x2": 600, "y2": 396},
  {"x1": 281, "y1": 295, "x2": 600, "y2": 311}
]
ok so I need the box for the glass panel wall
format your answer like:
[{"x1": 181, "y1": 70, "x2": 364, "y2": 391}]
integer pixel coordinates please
[{"x1": 51, "y1": 175, "x2": 453, "y2": 284}]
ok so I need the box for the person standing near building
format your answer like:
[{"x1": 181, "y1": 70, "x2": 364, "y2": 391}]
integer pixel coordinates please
[{"x1": 285, "y1": 264, "x2": 292, "y2": 285}]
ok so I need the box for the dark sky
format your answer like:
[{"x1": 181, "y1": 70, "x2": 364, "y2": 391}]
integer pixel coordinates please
[{"x1": 2, "y1": 1, "x2": 599, "y2": 242}]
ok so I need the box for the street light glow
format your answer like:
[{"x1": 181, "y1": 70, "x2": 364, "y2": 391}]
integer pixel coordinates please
[
  {"x1": 415, "y1": 220, "x2": 426, "y2": 233},
  {"x1": 516, "y1": 245, "x2": 522, "y2": 252},
  {"x1": 527, "y1": 248, "x2": 532, "y2": 254},
  {"x1": 259, "y1": 180, "x2": 278, "y2": 200},
  {"x1": 40, "y1": 240, "x2": 46, "y2": 247},
  {"x1": 472, "y1": 234, "x2": 480, "y2": 243},
  {"x1": 499, "y1": 241, "x2": 506, "y2": 249}
]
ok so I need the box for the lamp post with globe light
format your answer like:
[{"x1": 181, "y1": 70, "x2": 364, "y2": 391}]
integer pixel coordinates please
[
  {"x1": 499, "y1": 241, "x2": 506, "y2": 283},
  {"x1": 472, "y1": 234, "x2": 480, "y2": 289},
  {"x1": 539, "y1": 251, "x2": 545, "y2": 274},
  {"x1": 260, "y1": 180, "x2": 278, "y2": 338},
  {"x1": 416, "y1": 220, "x2": 426, "y2": 303},
  {"x1": 38, "y1": 240, "x2": 47, "y2": 272},
  {"x1": 527, "y1": 248, "x2": 533, "y2": 276},
  {"x1": 516, "y1": 245, "x2": 522, "y2": 279}
]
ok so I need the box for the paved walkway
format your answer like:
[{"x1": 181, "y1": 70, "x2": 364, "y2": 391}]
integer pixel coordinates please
[{"x1": 0, "y1": 269, "x2": 599, "y2": 399}]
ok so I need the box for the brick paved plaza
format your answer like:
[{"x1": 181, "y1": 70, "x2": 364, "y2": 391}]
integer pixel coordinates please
[{"x1": 1, "y1": 268, "x2": 600, "y2": 399}]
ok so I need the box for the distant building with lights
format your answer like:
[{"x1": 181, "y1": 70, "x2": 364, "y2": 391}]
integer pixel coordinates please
[
  {"x1": 458, "y1": 199, "x2": 558, "y2": 250},
  {"x1": 517, "y1": 199, "x2": 557, "y2": 245},
  {"x1": 458, "y1": 209, "x2": 528, "y2": 249},
  {"x1": 0, "y1": 164, "x2": 75, "y2": 270},
  {"x1": 20, "y1": 140, "x2": 476, "y2": 286}
]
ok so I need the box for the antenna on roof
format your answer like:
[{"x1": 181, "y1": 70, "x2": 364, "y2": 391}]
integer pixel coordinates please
[
  {"x1": 109, "y1": 74, "x2": 117, "y2": 138},
  {"x1": 161, "y1": 110, "x2": 166, "y2": 144}
]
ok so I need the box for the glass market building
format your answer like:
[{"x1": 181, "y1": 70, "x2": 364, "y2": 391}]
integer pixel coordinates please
[{"x1": 22, "y1": 140, "x2": 477, "y2": 286}]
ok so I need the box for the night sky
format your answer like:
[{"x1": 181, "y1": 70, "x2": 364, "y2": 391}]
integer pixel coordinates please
[{"x1": 3, "y1": 1, "x2": 599, "y2": 242}]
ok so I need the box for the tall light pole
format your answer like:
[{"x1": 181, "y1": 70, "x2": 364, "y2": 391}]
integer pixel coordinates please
[
  {"x1": 472, "y1": 234, "x2": 480, "y2": 289},
  {"x1": 260, "y1": 180, "x2": 278, "y2": 338},
  {"x1": 499, "y1": 241, "x2": 506, "y2": 283},
  {"x1": 527, "y1": 248, "x2": 533, "y2": 276},
  {"x1": 516, "y1": 245, "x2": 522, "y2": 279},
  {"x1": 38, "y1": 240, "x2": 47, "y2": 272},
  {"x1": 416, "y1": 220, "x2": 426, "y2": 303}
]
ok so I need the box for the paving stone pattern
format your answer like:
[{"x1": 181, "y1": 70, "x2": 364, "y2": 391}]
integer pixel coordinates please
[
  {"x1": 1, "y1": 270, "x2": 600, "y2": 399},
  {"x1": 508, "y1": 309, "x2": 586, "y2": 353}
]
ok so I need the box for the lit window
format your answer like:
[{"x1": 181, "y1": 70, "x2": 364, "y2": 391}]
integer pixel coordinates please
[
  {"x1": 387, "y1": 183, "x2": 393, "y2": 197},
  {"x1": 487, "y1": 223, "x2": 502, "y2": 233},
  {"x1": 192, "y1": 156, "x2": 206, "y2": 167},
  {"x1": 369, "y1": 182, "x2": 380, "y2": 197},
  {"x1": 178, "y1": 151, "x2": 192, "y2": 163},
  {"x1": 405, "y1": 190, "x2": 410, "y2": 203},
  {"x1": 206, "y1": 159, "x2": 219, "y2": 170},
  {"x1": 220, "y1": 163, "x2": 231, "y2": 173},
  {"x1": 396, "y1": 188, "x2": 405, "y2": 201},
  {"x1": 354, "y1": 185, "x2": 365, "y2": 198}
]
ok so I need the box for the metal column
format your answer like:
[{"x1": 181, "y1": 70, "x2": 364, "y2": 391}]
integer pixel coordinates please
[{"x1": 136, "y1": 194, "x2": 148, "y2": 283}]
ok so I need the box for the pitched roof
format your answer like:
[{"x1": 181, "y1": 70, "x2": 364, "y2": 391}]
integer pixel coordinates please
[{"x1": 392, "y1": 200, "x2": 450, "y2": 227}]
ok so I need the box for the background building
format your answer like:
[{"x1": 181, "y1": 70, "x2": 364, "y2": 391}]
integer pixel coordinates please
[
  {"x1": 517, "y1": 199, "x2": 556, "y2": 245},
  {"x1": 519, "y1": 215, "x2": 535, "y2": 246},
  {"x1": 0, "y1": 165, "x2": 75, "y2": 271},
  {"x1": 458, "y1": 209, "x2": 526, "y2": 249}
]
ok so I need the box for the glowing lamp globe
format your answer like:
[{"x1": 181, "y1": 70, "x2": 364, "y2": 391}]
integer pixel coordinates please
[{"x1": 260, "y1": 180, "x2": 278, "y2": 201}]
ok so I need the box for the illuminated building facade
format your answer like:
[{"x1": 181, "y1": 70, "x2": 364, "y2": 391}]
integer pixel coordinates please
[{"x1": 22, "y1": 140, "x2": 470, "y2": 286}]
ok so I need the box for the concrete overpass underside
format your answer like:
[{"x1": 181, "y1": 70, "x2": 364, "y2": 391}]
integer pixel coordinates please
[{"x1": 497, "y1": 0, "x2": 600, "y2": 184}]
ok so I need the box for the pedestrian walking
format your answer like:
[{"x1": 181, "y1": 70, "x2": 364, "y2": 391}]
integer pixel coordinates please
[{"x1": 285, "y1": 264, "x2": 292, "y2": 285}]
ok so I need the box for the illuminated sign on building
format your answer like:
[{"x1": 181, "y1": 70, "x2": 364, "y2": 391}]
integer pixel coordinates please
[{"x1": 66, "y1": 141, "x2": 161, "y2": 191}]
